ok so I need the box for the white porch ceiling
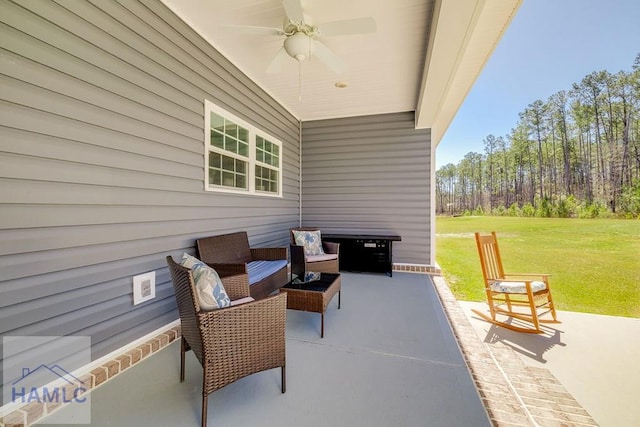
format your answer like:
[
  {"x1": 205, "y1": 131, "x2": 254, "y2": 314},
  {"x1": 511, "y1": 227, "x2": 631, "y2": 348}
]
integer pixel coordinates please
[{"x1": 161, "y1": 0, "x2": 521, "y2": 146}]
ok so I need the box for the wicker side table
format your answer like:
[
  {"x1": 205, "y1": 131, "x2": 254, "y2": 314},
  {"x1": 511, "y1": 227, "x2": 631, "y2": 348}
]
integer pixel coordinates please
[{"x1": 280, "y1": 272, "x2": 341, "y2": 338}]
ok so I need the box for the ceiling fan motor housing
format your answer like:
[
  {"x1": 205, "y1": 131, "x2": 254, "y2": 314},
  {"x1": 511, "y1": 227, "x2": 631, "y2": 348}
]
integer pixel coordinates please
[{"x1": 284, "y1": 32, "x2": 312, "y2": 61}]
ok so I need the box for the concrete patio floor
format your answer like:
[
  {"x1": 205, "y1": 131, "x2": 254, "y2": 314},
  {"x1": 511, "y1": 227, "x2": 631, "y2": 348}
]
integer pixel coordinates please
[
  {"x1": 459, "y1": 300, "x2": 640, "y2": 427},
  {"x1": 21, "y1": 271, "x2": 632, "y2": 427},
  {"x1": 40, "y1": 272, "x2": 491, "y2": 426}
]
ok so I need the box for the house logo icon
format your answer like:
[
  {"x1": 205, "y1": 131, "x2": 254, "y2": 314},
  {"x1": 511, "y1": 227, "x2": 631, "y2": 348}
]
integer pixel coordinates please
[
  {"x1": 3, "y1": 335, "x2": 92, "y2": 424},
  {"x1": 11, "y1": 364, "x2": 87, "y2": 405}
]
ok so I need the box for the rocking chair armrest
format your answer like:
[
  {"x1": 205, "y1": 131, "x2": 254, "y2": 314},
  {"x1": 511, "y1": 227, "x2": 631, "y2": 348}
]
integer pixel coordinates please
[{"x1": 503, "y1": 273, "x2": 550, "y2": 280}]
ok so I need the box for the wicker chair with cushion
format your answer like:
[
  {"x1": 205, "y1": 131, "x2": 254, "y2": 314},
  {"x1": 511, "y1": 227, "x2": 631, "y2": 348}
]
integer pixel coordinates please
[
  {"x1": 166, "y1": 255, "x2": 286, "y2": 427},
  {"x1": 196, "y1": 231, "x2": 288, "y2": 299},
  {"x1": 290, "y1": 227, "x2": 340, "y2": 276}
]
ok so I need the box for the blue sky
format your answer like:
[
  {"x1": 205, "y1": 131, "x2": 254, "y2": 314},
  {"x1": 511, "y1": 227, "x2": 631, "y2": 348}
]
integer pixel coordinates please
[{"x1": 436, "y1": 0, "x2": 640, "y2": 169}]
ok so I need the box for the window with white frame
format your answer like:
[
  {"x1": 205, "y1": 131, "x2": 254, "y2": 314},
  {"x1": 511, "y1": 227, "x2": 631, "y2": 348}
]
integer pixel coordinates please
[{"x1": 204, "y1": 100, "x2": 282, "y2": 197}]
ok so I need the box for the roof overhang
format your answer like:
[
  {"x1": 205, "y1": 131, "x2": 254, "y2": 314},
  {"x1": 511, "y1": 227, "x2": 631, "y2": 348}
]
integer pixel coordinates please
[{"x1": 415, "y1": 0, "x2": 522, "y2": 146}]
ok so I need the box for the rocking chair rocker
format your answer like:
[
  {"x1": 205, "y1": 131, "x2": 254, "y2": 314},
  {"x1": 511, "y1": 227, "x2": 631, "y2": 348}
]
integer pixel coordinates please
[{"x1": 473, "y1": 232, "x2": 560, "y2": 334}]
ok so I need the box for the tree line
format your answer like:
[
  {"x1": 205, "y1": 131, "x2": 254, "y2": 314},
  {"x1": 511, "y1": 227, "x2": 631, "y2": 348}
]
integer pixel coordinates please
[{"x1": 436, "y1": 54, "x2": 640, "y2": 219}]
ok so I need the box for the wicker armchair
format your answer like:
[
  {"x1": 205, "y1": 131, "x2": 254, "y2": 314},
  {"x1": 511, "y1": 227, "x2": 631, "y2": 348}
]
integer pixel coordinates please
[
  {"x1": 290, "y1": 227, "x2": 340, "y2": 276},
  {"x1": 166, "y1": 256, "x2": 286, "y2": 427},
  {"x1": 196, "y1": 231, "x2": 288, "y2": 299}
]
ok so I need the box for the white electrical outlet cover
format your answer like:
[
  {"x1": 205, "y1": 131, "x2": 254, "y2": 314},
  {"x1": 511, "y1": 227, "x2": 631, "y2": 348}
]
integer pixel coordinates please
[{"x1": 133, "y1": 271, "x2": 156, "y2": 305}]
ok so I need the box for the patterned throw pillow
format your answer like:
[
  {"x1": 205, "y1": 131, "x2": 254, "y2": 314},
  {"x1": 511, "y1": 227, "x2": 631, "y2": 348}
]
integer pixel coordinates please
[
  {"x1": 181, "y1": 253, "x2": 231, "y2": 310},
  {"x1": 293, "y1": 230, "x2": 325, "y2": 256}
]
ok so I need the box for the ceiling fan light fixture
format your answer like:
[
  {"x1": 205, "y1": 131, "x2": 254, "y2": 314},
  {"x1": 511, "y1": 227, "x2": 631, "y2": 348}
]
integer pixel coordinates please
[{"x1": 284, "y1": 32, "x2": 312, "y2": 61}]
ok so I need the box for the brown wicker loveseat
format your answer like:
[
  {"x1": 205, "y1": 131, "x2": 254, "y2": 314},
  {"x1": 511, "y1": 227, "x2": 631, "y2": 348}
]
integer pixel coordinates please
[
  {"x1": 196, "y1": 231, "x2": 288, "y2": 299},
  {"x1": 166, "y1": 256, "x2": 286, "y2": 427}
]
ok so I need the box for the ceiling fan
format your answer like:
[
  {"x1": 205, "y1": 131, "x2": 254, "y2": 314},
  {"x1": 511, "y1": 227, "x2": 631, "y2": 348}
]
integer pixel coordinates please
[{"x1": 229, "y1": 0, "x2": 377, "y2": 74}]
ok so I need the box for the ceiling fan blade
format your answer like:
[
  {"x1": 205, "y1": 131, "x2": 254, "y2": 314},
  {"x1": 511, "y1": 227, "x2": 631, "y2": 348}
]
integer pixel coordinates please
[
  {"x1": 319, "y1": 17, "x2": 377, "y2": 36},
  {"x1": 311, "y1": 40, "x2": 346, "y2": 74},
  {"x1": 221, "y1": 24, "x2": 282, "y2": 35},
  {"x1": 282, "y1": 0, "x2": 304, "y2": 23},
  {"x1": 266, "y1": 47, "x2": 291, "y2": 74}
]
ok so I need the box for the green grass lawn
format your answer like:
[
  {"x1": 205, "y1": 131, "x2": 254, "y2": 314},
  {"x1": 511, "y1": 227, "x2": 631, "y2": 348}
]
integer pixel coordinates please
[{"x1": 435, "y1": 216, "x2": 640, "y2": 318}]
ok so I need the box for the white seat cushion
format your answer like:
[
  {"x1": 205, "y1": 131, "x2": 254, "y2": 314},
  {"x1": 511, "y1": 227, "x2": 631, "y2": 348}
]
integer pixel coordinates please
[
  {"x1": 306, "y1": 254, "x2": 338, "y2": 262},
  {"x1": 489, "y1": 280, "x2": 547, "y2": 294}
]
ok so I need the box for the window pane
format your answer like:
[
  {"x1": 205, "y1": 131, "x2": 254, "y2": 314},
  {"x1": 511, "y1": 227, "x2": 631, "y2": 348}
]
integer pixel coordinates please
[
  {"x1": 236, "y1": 161, "x2": 246, "y2": 174},
  {"x1": 238, "y1": 160, "x2": 248, "y2": 189},
  {"x1": 209, "y1": 168, "x2": 221, "y2": 185},
  {"x1": 238, "y1": 140, "x2": 249, "y2": 157},
  {"x1": 209, "y1": 152, "x2": 221, "y2": 168},
  {"x1": 236, "y1": 174, "x2": 246, "y2": 189},
  {"x1": 225, "y1": 137, "x2": 238, "y2": 154},
  {"x1": 211, "y1": 131, "x2": 224, "y2": 149},
  {"x1": 210, "y1": 112, "x2": 224, "y2": 133},
  {"x1": 254, "y1": 166, "x2": 262, "y2": 191},
  {"x1": 225, "y1": 121, "x2": 238, "y2": 139},
  {"x1": 255, "y1": 166, "x2": 278, "y2": 193},
  {"x1": 271, "y1": 170, "x2": 279, "y2": 193},
  {"x1": 222, "y1": 155, "x2": 234, "y2": 171},
  {"x1": 222, "y1": 171, "x2": 234, "y2": 187},
  {"x1": 208, "y1": 154, "x2": 248, "y2": 190},
  {"x1": 238, "y1": 127, "x2": 248, "y2": 143},
  {"x1": 256, "y1": 138, "x2": 280, "y2": 167}
]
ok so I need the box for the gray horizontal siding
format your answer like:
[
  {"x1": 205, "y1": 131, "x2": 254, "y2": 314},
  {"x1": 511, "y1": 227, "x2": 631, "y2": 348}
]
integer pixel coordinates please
[
  {"x1": 301, "y1": 112, "x2": 431, "y2": 265},
  {"x1": 0, "y1": 0, "x2": 300, "y2": 381}
]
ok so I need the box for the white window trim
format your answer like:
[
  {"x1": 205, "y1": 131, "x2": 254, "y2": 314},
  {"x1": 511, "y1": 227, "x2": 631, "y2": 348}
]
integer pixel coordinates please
[{"x1": 204, "y1": 100, "x2": 283, "y2": 197}]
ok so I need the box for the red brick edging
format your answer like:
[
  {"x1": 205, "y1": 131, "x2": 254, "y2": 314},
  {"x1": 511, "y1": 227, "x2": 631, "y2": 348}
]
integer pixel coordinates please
[
  {"x1": 431, "y1": 275, "x2": 598, "y2": 426},
  {"x1": 0, "y1": 326, "x2": 181, "y2": 427}
]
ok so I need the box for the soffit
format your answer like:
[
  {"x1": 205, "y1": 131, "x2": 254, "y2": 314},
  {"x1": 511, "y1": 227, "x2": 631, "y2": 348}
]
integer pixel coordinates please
[{"x1": 161, "y1": 0, "x2": 521, "y2": 146}]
